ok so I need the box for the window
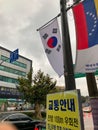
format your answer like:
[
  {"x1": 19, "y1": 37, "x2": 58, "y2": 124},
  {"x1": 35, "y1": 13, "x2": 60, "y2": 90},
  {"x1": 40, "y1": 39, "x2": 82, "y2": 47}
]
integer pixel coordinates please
[
  {"x1": 0, "y1": 75, "x2": 18, "y2": 84},
  {"x1": 1, "y1": 55, "x2": 27, "y2": 69},
  {"x1": 0, "y1": 65, "x2": 26, "y2": 77},
  {"x1": 5, "y1": 115, "x2": 19, "y2": 121},
  {"x1": 18, "y1": 115, "x2": 32, "y2": 121}
]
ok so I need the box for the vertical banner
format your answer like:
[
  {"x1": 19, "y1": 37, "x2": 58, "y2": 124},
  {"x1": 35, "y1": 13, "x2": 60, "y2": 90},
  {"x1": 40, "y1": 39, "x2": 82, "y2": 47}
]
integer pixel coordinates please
[
  {"x1": 46, "y1": 90, "x2": 84, "y2": 130},
  {"x1": 39, "y1": 18, "x2": 64, "y2": 77},
  {"x1": 73, "y1": 0, "x2": 98, "y2": 73}
]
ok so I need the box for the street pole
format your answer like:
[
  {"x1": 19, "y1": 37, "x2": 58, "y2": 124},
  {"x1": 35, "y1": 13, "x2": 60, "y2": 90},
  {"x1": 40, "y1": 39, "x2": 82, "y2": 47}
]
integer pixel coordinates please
[
  {"x1": 60, "y1": 0, "x2": 98, "y2": 129},
  {"x1": 60, "y1": 1, "x2": 84, "y2": 129},
  {"x1": 86, "y1": 73, "x2": 98, "y2": 97},
  {"x1": 60, "y1": 0, "x2": 76, "y2": 90}
]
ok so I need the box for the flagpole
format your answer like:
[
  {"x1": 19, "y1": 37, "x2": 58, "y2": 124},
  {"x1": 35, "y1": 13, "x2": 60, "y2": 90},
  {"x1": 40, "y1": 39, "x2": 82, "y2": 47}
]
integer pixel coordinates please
[
  {"x1": 60, "y1": 1, "x2": 84, "y2": 129},
  {"x1": 86, "y1": 73, "x2": 98, "y2": 97},
  {"x1": 60, "y1": 0, "x2": 76, "y2": 90}
]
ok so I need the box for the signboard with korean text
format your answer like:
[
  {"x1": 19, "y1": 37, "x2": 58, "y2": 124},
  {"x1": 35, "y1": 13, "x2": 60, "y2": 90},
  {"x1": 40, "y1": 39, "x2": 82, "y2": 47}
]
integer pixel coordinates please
[{"x1": 46, "y1": 90, "x2": 84, "y2": 130}]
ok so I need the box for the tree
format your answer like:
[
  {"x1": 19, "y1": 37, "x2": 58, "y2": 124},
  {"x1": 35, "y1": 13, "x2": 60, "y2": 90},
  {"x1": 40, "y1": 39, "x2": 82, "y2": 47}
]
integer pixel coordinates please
[
  {"x1": 18, "y1": 68, "x2": 33, "y2": 104},
  {"x1": 18, "y1": 69, "x2": 57, "y2": 119}
]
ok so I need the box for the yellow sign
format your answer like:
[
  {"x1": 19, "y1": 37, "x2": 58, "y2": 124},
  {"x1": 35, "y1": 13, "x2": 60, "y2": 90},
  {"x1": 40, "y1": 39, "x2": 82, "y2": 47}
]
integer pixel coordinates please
[{"x1": 46, "y1": 90, "x2": 84, "y2": 130}]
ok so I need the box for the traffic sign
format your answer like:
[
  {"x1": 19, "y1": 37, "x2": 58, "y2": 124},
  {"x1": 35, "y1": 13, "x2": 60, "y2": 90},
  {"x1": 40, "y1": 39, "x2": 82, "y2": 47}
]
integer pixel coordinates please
[{"x1": 10, "y1": 49, "x2": 19, "y2": 63}]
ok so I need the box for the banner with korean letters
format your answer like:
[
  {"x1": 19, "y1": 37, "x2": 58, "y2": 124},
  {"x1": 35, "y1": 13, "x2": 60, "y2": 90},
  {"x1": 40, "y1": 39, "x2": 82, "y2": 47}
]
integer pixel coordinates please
[{"x1": 46, "y1": 90, "x2": 84, "y2": 130}]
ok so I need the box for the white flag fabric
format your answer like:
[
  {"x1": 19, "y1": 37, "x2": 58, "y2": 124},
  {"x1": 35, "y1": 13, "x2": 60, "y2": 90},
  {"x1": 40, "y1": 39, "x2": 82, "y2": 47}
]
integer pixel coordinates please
[
  {"x1": 75, "y1": 46, "x2": 98, "y2": 73},
  {"x1": 39, "y1": 18, "x2": 64, "y2": 77}
]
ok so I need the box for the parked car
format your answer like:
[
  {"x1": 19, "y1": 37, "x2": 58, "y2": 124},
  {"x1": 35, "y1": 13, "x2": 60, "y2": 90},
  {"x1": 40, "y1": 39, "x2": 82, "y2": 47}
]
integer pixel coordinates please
[
  {"x1": 0, "y1": 112, "x2": 41, "y2": 130},
  {"x1": 34, "y1": 121, "x2": 46, "y2": 130}
]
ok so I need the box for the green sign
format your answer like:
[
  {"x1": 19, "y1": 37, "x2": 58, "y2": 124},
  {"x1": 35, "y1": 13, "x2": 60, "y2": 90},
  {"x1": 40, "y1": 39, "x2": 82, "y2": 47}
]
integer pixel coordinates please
[{"x1": 74, "y1": 70, "x2": 98, "y2": 78}]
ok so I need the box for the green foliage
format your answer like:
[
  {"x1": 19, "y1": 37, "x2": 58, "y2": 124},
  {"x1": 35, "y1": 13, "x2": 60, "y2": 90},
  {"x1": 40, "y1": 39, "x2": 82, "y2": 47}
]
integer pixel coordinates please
[
  {"x1": 18, "y1": 68, "x2": 33, "y2": 103},
  {"x1": 32, "y1": 70, "x2": 57, "y2": 104},
  {"x1": 18, "y1": 69, "x2": 57, "y2": 105}
]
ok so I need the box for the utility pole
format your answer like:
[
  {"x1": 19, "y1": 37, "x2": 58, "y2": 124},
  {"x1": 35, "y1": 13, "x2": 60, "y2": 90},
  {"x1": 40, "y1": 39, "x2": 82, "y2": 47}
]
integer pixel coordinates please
[
  {"x1": 60, "y1": 0, "x2": 84, "y2": 130},
  {"x1": 60, "y1": 0, "x2": 76, "y2": 90}
]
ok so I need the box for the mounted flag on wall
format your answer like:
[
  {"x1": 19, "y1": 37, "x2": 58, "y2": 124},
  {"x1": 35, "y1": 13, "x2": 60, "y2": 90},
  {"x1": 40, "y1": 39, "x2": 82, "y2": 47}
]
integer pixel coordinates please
[
  {"x1": 73, "y1": 0, "x2": 98, "y2": 73},
  {"x1": 39, "y1": 18, "x2": 64, "y2": 77}
]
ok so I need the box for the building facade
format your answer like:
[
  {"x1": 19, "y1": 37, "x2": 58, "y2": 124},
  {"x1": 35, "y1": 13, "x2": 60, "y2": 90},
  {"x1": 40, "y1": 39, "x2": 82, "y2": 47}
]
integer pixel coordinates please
[{"x1": 0, "y1": 46, "x2": 32, "y2": 99}]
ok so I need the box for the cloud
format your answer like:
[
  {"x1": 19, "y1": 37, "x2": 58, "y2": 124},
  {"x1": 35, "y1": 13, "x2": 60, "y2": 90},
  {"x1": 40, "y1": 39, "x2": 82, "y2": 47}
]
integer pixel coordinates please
[{"x1": 0, "y1": 0, "x2": 89, "y2": 96}]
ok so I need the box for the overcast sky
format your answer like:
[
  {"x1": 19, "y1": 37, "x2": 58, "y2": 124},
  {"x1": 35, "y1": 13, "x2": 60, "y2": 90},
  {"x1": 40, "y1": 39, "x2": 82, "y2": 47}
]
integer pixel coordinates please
[{"x1": 0, "y1": 0, "x2": 90, "y2": 96}]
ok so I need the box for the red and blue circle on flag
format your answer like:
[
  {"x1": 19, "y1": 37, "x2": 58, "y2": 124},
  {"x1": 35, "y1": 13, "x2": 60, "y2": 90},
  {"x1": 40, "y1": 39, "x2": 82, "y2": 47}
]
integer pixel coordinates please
[{"x1": 47, "y1": 36, "x2": 58, "y2": 48}]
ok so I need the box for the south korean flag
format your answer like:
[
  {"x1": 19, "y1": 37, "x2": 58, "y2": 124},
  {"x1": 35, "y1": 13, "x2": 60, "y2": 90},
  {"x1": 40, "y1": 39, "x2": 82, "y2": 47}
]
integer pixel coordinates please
[{"x1": 39, "y1": 18, "x2": 64, "y2": 77}]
